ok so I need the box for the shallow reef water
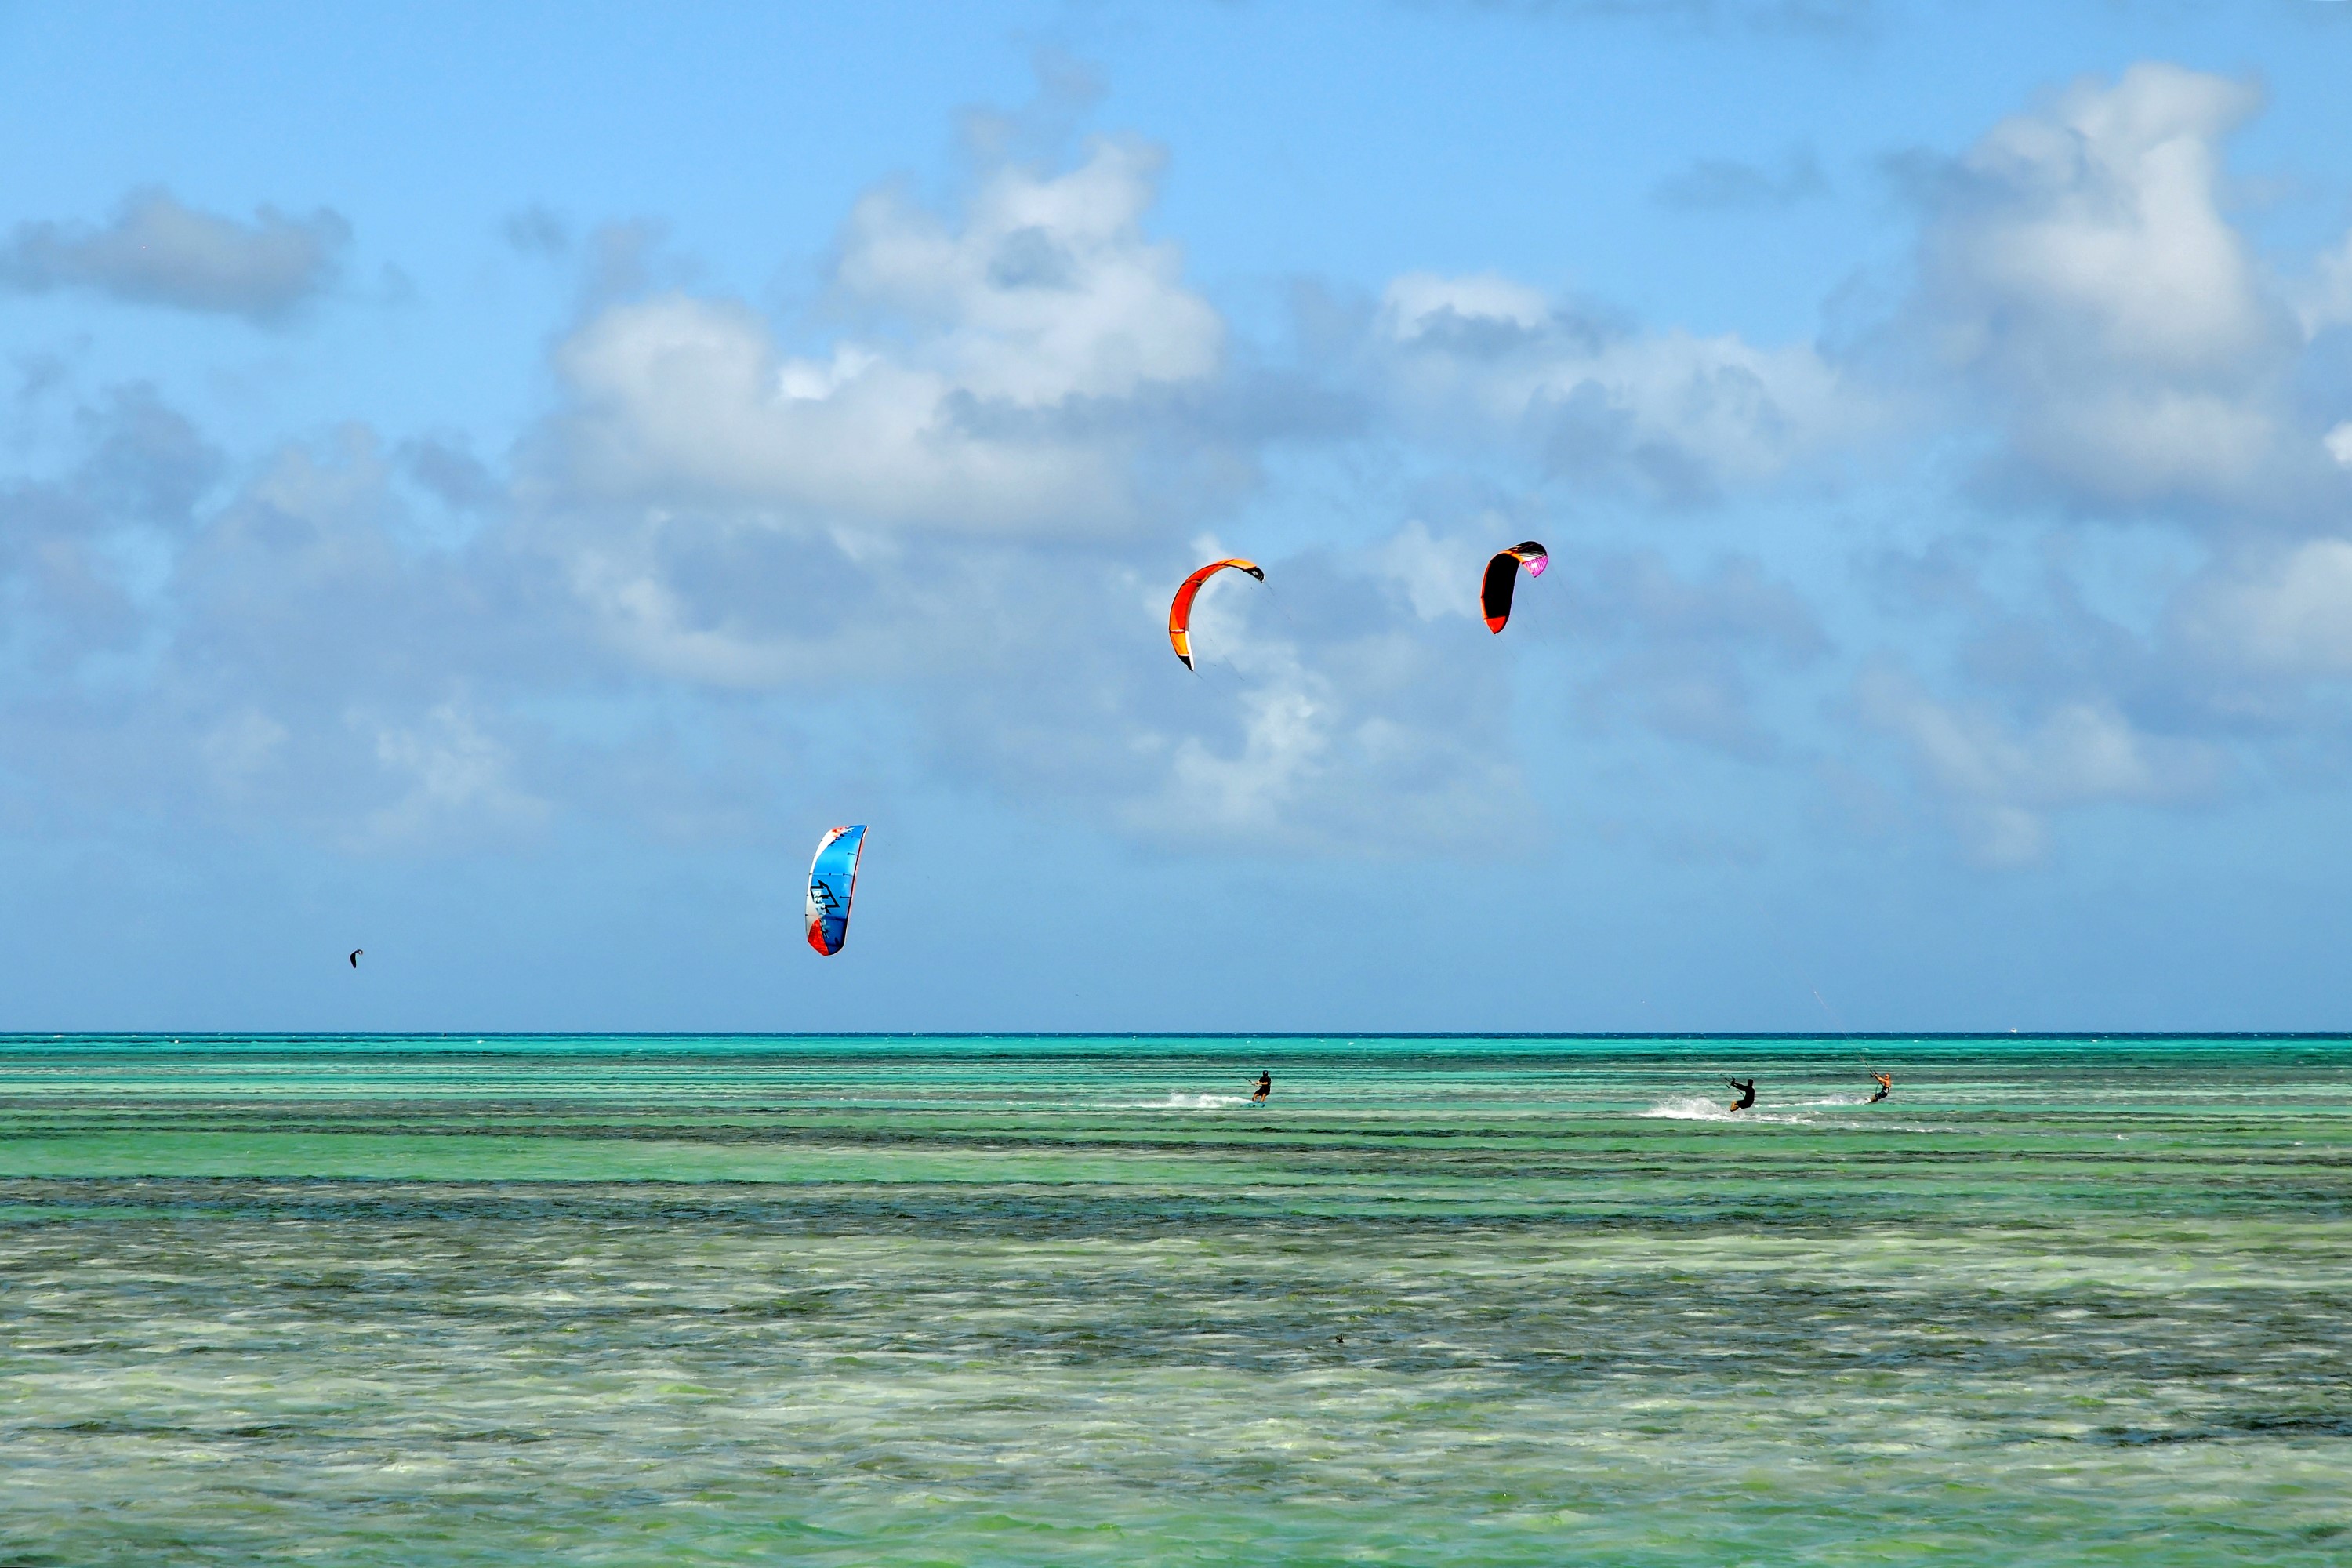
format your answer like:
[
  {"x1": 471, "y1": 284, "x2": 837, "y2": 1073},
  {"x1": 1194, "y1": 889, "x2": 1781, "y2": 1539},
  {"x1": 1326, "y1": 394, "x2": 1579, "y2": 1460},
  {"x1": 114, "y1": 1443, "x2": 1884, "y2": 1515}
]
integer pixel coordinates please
[{"x1": 2, "y1": 1033, "x2": 2349, "y2": 1565}]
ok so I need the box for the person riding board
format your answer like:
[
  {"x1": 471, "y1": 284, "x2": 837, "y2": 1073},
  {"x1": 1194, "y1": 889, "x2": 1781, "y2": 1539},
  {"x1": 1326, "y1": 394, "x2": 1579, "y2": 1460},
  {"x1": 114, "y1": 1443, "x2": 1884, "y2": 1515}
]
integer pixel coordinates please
[
  {"x1": 1724, "y1": 1077, "x2": 1756, "y2": 1112},
  {"x1": 1251, "y1": 1071, "x2": 1272, "y2": 1105},
  {"x1": 1868, "y1": 1073, "x2": 1892, "y2": 1104}
]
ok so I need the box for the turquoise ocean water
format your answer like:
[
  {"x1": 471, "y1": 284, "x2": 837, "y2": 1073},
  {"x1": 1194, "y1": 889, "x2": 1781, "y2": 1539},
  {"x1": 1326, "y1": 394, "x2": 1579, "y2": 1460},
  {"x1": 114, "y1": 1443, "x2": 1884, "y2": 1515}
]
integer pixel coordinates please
[{"x1": 2, "y1": 1033, "x2": 2348, "y2": 1565}]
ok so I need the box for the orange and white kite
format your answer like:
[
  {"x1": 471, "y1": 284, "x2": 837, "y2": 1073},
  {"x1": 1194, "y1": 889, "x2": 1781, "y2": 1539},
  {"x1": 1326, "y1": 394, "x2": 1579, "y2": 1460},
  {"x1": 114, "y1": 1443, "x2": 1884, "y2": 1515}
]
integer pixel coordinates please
[{"x1": 1167, "y1": 558, "x2": 1265, "y2": 670}]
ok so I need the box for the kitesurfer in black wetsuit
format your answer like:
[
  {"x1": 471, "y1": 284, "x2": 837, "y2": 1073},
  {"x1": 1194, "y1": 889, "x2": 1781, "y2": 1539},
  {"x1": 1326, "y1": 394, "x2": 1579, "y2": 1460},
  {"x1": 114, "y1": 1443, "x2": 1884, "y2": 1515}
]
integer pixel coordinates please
[
  {"x1": 1251, "y1": 1072, "x2": 1272, "y2": 1105},
  {"x1": 1868, "y1": 1073, "x2": 1892, "y2": 1104},
  {"x1": 1725, "y1": 1077, "x2": 1756, "y2": 1112}
]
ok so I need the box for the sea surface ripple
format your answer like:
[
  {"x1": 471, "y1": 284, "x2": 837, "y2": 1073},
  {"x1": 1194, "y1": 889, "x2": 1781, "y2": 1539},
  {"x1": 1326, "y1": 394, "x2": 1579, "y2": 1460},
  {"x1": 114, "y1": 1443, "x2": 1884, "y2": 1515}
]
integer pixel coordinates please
[{"x1": 2, "y1": 1033, "x2": 2348, "y2": 1564}]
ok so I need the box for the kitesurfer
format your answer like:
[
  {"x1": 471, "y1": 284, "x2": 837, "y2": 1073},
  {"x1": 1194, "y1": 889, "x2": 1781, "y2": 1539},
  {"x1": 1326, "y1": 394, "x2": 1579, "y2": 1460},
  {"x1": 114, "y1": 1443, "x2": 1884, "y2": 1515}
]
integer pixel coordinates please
[
  {"x1": 1868, "y1": 1073, "x2": 1892, "y2": 1104},
  {"x1": 1725, "y1": 1077, "x2": 1756, "y2": 1112},
  {"x1": 1251, "y1": 1071, "x2": 1272, "y2": 1105}
]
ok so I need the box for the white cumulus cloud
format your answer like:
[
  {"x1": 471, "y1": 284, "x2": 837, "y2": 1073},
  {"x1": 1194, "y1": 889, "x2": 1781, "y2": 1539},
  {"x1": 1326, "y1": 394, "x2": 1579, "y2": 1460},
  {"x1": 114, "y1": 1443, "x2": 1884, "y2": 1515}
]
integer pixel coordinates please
[
  {"x1": 1913, "y1": 63, "x2": 2315, "y2": 513},
  {"x1": 1857, "y1": 663, "x2": 2225, "y2": 865},
  {"x1": 2326, "y1": 423, "x2": 2352, "y2": 470},
  {"x1": 1375, "y1": 270, "x2": 1857, "y2": 502},
  {"x1": 543, "y1": 137, "x2": 1223, "y2": 538},
  {"x1": 0, "y1": 187, "x2": 348, "y2": 322},
  {"x1": 2171, "y1": 538, "x2": 2352, "y2": 676}
]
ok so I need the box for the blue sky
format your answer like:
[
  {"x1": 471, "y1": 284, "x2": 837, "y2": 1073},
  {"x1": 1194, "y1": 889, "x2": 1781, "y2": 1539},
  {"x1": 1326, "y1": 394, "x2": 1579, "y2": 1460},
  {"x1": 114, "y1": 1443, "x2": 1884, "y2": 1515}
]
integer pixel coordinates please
[{"x1": 5, "y1": 0, "x2": 2352, "y2": 1031}]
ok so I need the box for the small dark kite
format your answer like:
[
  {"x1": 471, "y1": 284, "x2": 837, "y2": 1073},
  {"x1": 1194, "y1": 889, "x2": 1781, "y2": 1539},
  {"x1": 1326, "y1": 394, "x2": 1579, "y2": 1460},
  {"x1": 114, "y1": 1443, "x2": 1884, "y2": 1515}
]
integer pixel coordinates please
[{"x1": 1480, "y1": 542, "x2": 1548, "y2": 634}]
